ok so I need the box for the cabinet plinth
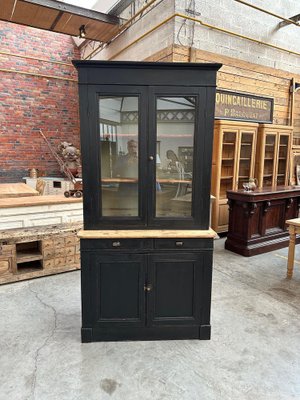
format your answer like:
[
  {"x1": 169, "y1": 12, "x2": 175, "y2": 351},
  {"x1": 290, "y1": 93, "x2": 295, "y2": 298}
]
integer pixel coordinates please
[{"x1": 74, "y1": 60, "x2": 221, "y2": 342}]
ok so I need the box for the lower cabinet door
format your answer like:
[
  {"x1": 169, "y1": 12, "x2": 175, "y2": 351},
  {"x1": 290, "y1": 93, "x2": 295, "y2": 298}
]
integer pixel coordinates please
[
  {"x1": 89, "y1": 253, "x2": 146, "y2": 327},
  {"x1": 147, "y1": 253, "x2": 204, "y2": 326}
]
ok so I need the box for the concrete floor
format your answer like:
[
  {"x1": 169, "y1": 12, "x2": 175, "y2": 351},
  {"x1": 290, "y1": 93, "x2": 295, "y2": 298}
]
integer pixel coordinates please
[{"x1": 1, "y1": 238, "x2": 300, "y2": 400}]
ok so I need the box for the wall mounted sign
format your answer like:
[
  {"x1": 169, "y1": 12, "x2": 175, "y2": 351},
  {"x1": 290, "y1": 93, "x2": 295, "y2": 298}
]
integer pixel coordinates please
[{"x1": 215, "y1": 89, "x2": 273, "y2": 123}]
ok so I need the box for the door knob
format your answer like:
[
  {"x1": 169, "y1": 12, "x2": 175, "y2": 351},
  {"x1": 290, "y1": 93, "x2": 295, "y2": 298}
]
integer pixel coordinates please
[
  {"x1": 149, "y1": 156, "x2": 154, "y2": 161},
  {"x1": 144, "y1": 284, "x2": 152, "y2": 292}
]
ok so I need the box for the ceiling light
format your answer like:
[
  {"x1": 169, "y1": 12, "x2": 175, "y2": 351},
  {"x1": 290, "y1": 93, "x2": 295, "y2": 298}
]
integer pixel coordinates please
[{"x1": 79, "y1": 25, "x2": 86, "y2": 39}]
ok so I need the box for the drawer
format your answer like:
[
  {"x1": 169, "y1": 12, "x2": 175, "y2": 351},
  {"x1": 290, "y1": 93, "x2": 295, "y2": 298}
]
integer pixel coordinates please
[
  {"x1": 55, "y1": 248, "x2": 65, "y2": 258},
  {"x1": 0, "y1": 244, "x2": 15, "y2": 256},
  {"x1": 154, "y1": 238, "x2": 205, "y2": 249},
  {"x1": 65, "y1": 236, "x2": 76, "y2": 247},
  {"x1": 54, "y1": 238, "x2": 65, "y2": 249},
  {"x1": 55, "y1": 257, "x2": 66, "y2": 267},
  {"x1": 43, "y1": 259, "x2": 55, "y2": 269},
  {"x1": 88, "y1": 239, "x2": 152, "y2": 250},
  {"x1": 66, "y1": 255, "x2": 75, "y2": 265},
  {"x1": 43, "y1": 248, "x2": 55, "y2": 259},
  {"x1": 42, "y1": 239, "x2": 53, "y2": 250},
  {"x1": 0, "y1": 260, "x2": 10, "y2": 275},
  {"x1": 65, "y1": 246, "x2": 75, "y2": 256}
]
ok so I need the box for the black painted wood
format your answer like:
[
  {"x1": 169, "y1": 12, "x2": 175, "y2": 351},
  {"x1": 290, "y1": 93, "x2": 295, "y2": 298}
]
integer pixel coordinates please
[{"x1": 74, "y1": 61, "x2": 221, "y2": 342}]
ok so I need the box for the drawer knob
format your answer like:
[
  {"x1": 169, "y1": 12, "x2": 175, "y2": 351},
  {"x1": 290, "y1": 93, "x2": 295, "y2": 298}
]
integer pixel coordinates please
[
  {"x1": 112, "y1": 241, "x2": 121, "y2": 247},
  {"x1": 175, "y1": 241, "x2": 184, "y2": 247}
]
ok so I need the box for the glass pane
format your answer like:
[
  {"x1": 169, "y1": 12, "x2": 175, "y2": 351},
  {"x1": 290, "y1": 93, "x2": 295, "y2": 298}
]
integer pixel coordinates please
[
  {"x1": 220, "y1": 131, "x2": 237, "y2": 197},
  {"x1": 277, "y1": 135, "x2": 288, "y2": 185},
  {"x1": 263, "y1": 134, "x2": 276, "y2": 187},
  {"x1": 99, "y1": 96, "x2": 139, "y2": 217},
  {"x1": 155, "y1": 96, "x2": 195, "y2": 217},
  {"x1": 238, "y1": 132, "x2": 253, "y2": 189}
]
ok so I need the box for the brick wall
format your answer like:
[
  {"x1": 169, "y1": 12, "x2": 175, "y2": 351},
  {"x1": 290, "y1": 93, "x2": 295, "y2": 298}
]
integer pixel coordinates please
[{"x1": 0, "y1": 21, "x2": 81, "y2": 183}]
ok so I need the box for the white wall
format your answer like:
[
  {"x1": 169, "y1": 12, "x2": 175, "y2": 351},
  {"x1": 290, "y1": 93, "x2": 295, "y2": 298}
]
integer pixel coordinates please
[{"x1": 175, "y1": 0, "x2": 300, "y2": 74}]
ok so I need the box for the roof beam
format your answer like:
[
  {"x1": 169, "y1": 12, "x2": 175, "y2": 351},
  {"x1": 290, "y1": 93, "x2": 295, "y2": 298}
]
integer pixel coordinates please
[{"x1": 21, "y1": 0, "x2": 120, "y2": 24}]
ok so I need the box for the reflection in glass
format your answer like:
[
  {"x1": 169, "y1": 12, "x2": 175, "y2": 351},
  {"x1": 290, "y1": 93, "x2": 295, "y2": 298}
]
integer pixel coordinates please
[
  {"x1": 155, "y1": 96, "x2": 195, "y2": 217},
  {"x1": 99, "y1": 96, "x2": 139, "y2": 216}
]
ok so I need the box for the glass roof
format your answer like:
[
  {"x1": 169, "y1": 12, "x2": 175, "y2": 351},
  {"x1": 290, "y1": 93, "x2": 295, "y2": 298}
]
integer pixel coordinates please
[{"x1": 60, "y1": 0, "x2": 117, "y2": 12}]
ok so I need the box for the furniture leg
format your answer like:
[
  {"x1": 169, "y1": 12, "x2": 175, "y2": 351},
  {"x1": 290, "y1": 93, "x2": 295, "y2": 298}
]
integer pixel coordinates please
[{"x1": 287, "y1": 225, "x2": 296, "y2": 278}]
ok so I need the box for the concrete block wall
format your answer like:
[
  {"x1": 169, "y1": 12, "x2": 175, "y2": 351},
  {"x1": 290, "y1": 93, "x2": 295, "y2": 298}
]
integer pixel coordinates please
[
  {"x1": 175, "y1": 0, "x2": 300, "y2": 74},
  {"x1": 90, "y1": 0, "x2": 175, "y2": 61},
  {"x1": 0, "y1": 21, "x2": 81, "y2": 183}
]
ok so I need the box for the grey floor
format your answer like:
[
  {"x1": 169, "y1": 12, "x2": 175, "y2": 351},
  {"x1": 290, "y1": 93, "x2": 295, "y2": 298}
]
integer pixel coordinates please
[{"x1": 1, "y1": 238, "x2": 300, "y2": 400}]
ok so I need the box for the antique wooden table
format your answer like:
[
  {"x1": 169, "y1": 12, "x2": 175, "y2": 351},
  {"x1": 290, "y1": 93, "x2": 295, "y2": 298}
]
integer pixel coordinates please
[{"x1": 225, "y1": 186, "x2": 300, "y2": 256}]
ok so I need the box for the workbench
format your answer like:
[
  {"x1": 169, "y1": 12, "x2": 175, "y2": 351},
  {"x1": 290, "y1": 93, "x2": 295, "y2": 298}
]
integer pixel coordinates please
[{"x1": 0, "y1": 222, "x2": 82, "y2": 284}]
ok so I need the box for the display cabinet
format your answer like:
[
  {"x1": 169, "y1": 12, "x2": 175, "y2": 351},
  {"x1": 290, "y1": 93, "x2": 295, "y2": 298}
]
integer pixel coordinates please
[
  {"x1": 74, "y1": 60, "x2": 221, "y2": 342},
  {"x1": 211, "y1": 120, "x2": 258, "y2": 233},
  {"x1": 255, "y1": 125, "x2": 293, "y2": 188}
]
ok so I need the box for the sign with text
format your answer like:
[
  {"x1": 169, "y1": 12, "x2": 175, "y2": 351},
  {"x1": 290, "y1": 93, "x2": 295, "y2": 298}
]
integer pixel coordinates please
[{"x1": 215, "y1": 90, "x2": 273, "y2": 123}]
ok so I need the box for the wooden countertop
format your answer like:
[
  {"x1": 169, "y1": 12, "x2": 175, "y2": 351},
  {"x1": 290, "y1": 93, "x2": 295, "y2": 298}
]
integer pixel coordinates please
[
  {"x1": 227, "y1": 186, "x2": 300, "y2": 197},
  {"x1": 286, "y1": 218, "x2": 300, "y2": 227},
  {"x1": 78, "y1": 228, "x2": 216, "y2": 239},
  {"x1": 0, "y1": 222, "x2": 83, "y2": 243},
  {"x1": 0, "y1": 183, "x2": 39, "y2": 198},
  {"x1": 0, "y1": 195, "x2": 83, "y2": 208}
]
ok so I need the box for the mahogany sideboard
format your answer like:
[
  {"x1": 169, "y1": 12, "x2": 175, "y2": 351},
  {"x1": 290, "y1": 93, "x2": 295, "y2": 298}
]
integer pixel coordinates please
[{"x1": 225, "y1": 186, "x2": 300, "y2": 256}]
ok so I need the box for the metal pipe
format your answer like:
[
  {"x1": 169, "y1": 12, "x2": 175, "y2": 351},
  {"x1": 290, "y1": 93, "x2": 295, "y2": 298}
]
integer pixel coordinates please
[
  {"x1": 108, "y1": 14, "x2": 175, "y2": 60},
  {"x1": 175, "y1": 13, "x2": 300, "y2": 57},
  {"x1": 290, "y1": 78, "x2": 295, "y2": 127},
  {"x1": 233, "y1": 0, "x2": 300, "y2": 27},
  {"x1": 0, "y1": 68, "x2": 77, "y2": 82},
  {"x1": 0, "y1": 50, "x2": 74, "y2": 67},
  {"x1": 121, "y1": 0, "x2": 158, "y2": 30},
  {"x1": 106, "y1": 13, "x2": 300, "y2": 61}
]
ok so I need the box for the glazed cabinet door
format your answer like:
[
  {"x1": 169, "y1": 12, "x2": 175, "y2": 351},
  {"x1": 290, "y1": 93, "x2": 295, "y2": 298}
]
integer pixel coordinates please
[
  {"x1": 219, "y1": 128, "x2": 239, "y2": 198},
  {"x1": 147, "y1": 252, "x2": 208, "y2": 326},
  {"x1": 262, "y1": 133, "x2": 277, "y2": 187},
  {"x1": 236, "y1": 129, "x2": 257, "y2": 190},
  {"x1": 276, "y1": 133, "x2": 290, "y2": 186},
  {"x1": 147, "y1": 86, "x2": 214, "y2": 229},
  {"x1": 84, "y1": 253, "x2": 146, "y2": 328},
  {"x1": 82, "y1": 85, "x2": 148, "y2": 229}
]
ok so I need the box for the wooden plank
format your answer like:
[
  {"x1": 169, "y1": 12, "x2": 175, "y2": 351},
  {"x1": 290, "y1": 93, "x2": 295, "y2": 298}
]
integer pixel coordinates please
[
  {"x1": 145, "y1": 45, "x2": 174, "y2": 62},
  {"x1": 0, "y1": 183, "x2": 39, "y2": 198},
  {"x1": 78, "y1": 229, "x2": 216, "y2": 239},
  {"x1": 0, "y1": 222, "x2": 82, "y2": 243},
  {"x1": 179, "y1": 46, "x2": 300, "y2": 81},
  {"x1": 0, "y1": 194, "x2": 82, "y2": 208}
]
